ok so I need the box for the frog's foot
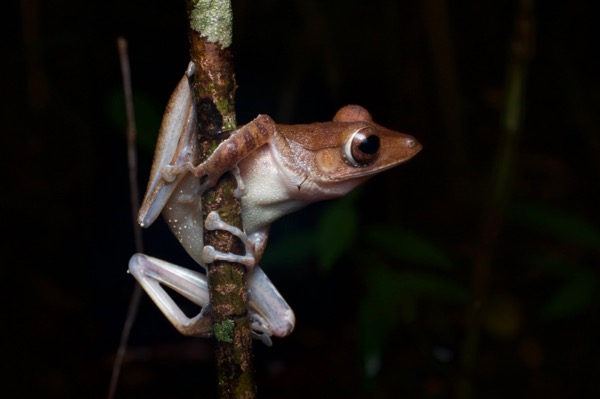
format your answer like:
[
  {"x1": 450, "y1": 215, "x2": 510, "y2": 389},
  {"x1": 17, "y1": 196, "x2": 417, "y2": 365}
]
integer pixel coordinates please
[
  {"x1": 161, "y1": 162, "x2": 198, "y2": 183},
  {"x1": 202, "y1": 211, "x2": 257, "y2": 268},
  {"x1": 249, "y1": 314, "x2": 273, "y2": 347},
  {"x1": 195, "y1": 166, "x2": 246, "y2": 197}
]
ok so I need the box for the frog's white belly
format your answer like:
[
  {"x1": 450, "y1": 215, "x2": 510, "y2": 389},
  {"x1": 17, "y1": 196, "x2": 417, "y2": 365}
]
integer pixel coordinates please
[{"x1": 238, "y1": 145, "x2": 307, "y2": 234}]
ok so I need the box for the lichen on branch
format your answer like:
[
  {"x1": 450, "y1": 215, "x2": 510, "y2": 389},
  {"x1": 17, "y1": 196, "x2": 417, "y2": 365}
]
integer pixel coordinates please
[{"x1": 189, "y1": 0, "x2": 233, "y2": 47}]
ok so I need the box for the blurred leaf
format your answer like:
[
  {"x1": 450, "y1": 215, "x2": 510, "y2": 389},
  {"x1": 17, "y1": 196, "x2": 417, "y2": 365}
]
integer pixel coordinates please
[
  {"x1": 541, "y1": 273, "x2": 596, "y2": 320},
  {"x1": 365, "y1": 225, "x2": 455, "y2": 271},
  {"x1": 527, "y1": 256, "x2": 597, "y2": 320},
  {"x1": 539, "y1": 262, "x2": 597, "y2": 320},
  {"x1": 530, "y1": 256, "x2": 588, "y2": 278},
  {"x1": 260, "y1": 230, "x2": 316, "y2": 271},
  {"x1": 508, "y1": 202, "x2": 600, "y2": 250},
  {"x1": 316, "y1": 199, "x2": 358, "y2": 272},
  {"x1": 359, "y1": 265, "x2": 470, "y2": 378},
  {"x1": 392, "y1": 271, "x2": 471, "y2": 302},
  {"x1": 358, "y1": 263, "x2": 405, "y2": 378}
]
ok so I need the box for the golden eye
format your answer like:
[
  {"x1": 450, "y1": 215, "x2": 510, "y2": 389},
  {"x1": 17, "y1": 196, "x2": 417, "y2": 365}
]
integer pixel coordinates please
[{"x1": 345, "y1": 127, "x2": 380, "y2": 166}]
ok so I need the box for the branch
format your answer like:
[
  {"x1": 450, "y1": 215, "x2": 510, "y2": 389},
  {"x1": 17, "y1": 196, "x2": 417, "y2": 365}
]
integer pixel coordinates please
[{"x1": 186, "y1": 1, "x2": 256, "y2": 398}]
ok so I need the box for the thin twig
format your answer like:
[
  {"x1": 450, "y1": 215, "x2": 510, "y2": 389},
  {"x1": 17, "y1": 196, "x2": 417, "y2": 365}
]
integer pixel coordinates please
[{"x1": 107, "y1": 36, "x2": 145, "y2": 399}]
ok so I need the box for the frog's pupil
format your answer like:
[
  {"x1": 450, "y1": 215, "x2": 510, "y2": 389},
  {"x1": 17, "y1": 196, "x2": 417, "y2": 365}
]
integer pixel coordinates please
[{"x1": 359, "y1": 135, "x2": 380, "y2": 154}]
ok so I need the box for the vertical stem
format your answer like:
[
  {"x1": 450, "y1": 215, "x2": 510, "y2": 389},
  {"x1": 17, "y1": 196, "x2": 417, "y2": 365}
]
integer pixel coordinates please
[
  {"x1": 186, "y1": 1, "x2": 256, "y2": 398},
  {"x1": 460, "y1": 1, "x2": 535, "y2": 397},
  {"x1": 108, "y1": 37, "x2": 145, "y2": 399}
]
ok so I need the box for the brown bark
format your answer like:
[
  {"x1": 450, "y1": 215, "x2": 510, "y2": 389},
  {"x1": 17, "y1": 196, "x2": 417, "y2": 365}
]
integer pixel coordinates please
[{"x1": 186, "y1": 1, "x2": 256, "y2": 398}]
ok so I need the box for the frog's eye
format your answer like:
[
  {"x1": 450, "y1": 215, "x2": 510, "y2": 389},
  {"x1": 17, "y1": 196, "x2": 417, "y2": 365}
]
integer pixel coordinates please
[{"x1": 345, "y1": 127, "x2": 380, "y2": 166}]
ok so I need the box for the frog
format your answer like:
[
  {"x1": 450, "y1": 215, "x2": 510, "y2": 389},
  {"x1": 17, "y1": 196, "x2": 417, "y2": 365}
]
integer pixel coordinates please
[{"x1": 128, "y1": 62, "x2": 421, "y2": 346}]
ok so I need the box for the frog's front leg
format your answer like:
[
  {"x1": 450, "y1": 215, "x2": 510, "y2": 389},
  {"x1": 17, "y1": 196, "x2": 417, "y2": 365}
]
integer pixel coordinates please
[
  {"x1": 161, "y1": 113, "x2": 279, "y2": 189},
  {"x1": 202, "y1": 211, "x2": 257, "y2": 268}
]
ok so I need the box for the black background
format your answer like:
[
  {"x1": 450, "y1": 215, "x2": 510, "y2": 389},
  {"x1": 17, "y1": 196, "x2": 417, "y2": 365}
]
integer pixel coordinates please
[{"x1": 2, "y1": 1, "x2": 599, "y2": 397}]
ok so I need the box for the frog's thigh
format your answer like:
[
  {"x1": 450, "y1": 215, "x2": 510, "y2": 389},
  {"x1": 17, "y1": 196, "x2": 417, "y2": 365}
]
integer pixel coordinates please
[{"x1": 129, "y1": 253, "x2": 213, "y2": 337}]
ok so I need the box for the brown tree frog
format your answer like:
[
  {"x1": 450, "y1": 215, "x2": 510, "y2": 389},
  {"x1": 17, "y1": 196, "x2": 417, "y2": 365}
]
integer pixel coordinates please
[{"x1": 128, "y1": 63, "x2": 421, "y2": 345}]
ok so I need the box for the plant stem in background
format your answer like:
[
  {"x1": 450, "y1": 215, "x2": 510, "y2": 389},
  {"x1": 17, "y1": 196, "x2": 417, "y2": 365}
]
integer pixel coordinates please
[
  {"x1": 107, "y1": 37, "x2": 145, "y2": 399},
  {"x1": 460, "y1": 1, "x2": 535, "y2": 397}
]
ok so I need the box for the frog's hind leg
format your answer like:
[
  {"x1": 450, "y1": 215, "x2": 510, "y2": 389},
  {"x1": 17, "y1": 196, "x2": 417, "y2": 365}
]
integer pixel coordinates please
[
  {"x1": 128, "y1": 253, "x2": 275, "y2": 344},
  {"x1": 128, "y1": 253, "x2": 213, "y2": 337}
]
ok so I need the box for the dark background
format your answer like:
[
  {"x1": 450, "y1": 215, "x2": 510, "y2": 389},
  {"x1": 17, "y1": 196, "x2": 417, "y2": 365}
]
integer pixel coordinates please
[{"x1": 2, "y1": 0, "x2": 599, "y2": 398}]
